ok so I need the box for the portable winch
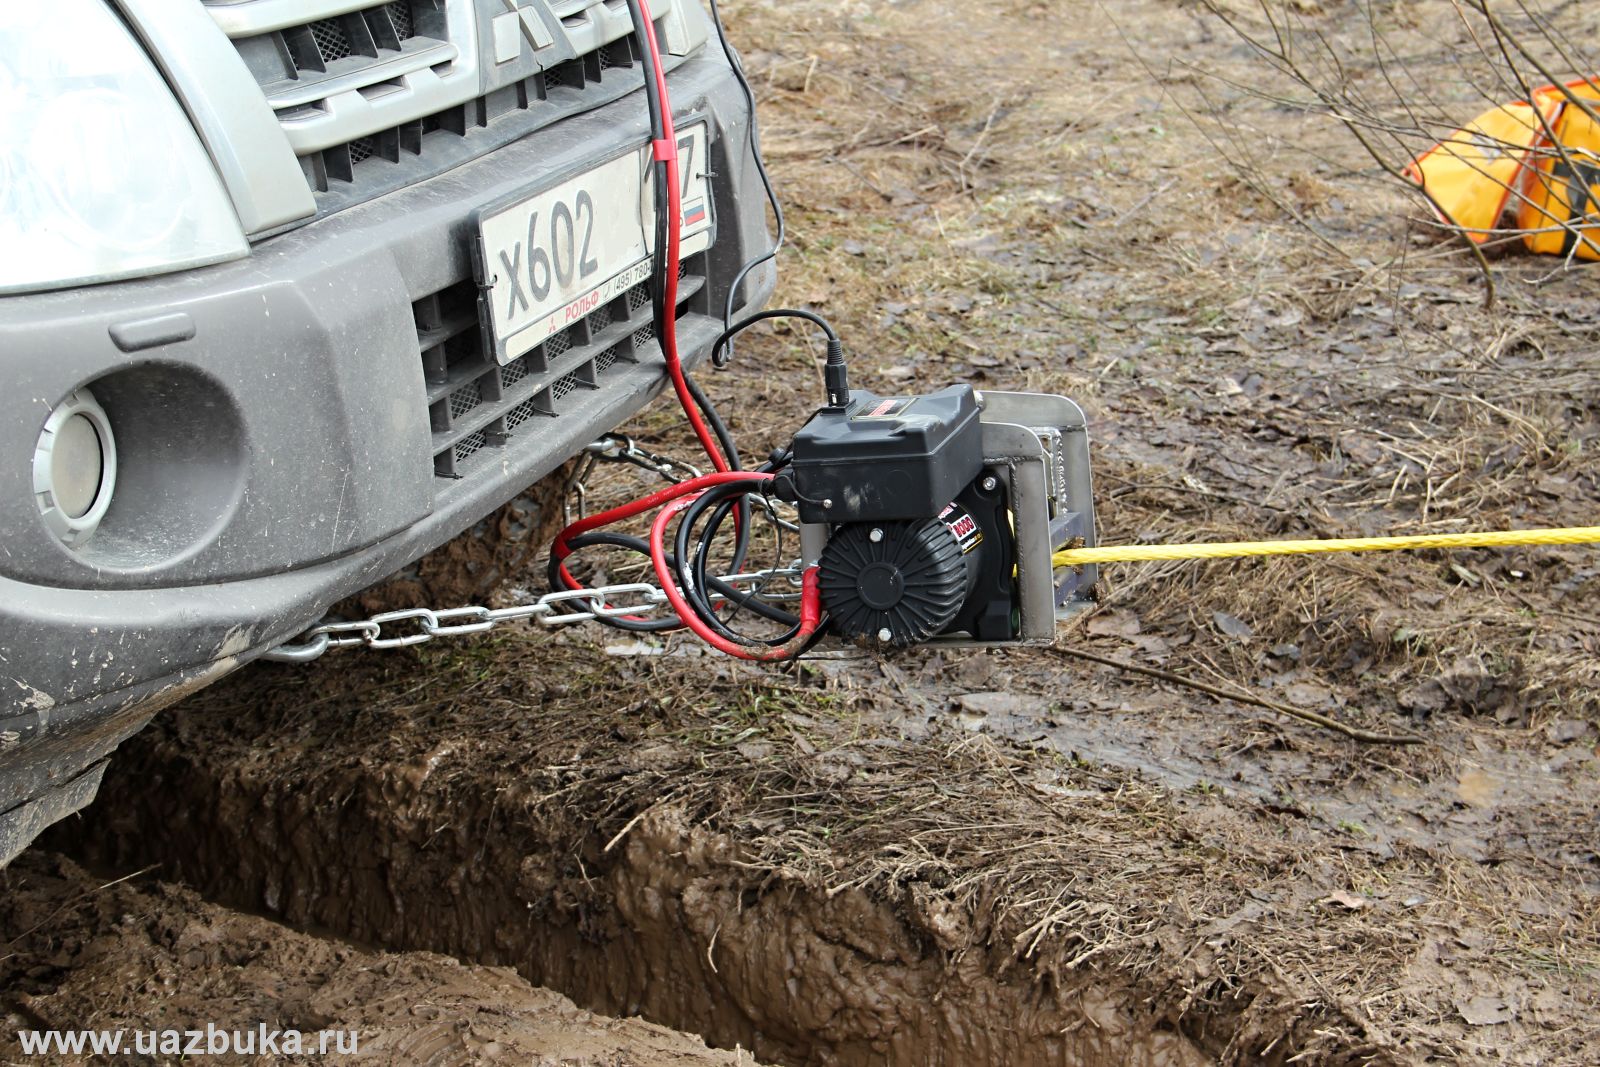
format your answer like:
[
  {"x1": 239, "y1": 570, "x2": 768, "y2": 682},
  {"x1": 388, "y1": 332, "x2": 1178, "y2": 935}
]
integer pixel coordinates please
[
  {"x1": 537, "y1": 0, "x2": 1101, "y2": 663},
  {"x1": 778, "y1": 381, "x2": 1097, "y2": 649},
  {"x1": 547, "y1": 341, "x2": 1100, "y2": 662}
]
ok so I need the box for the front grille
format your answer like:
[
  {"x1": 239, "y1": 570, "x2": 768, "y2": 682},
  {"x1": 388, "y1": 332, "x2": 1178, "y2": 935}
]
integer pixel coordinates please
[
  {"x1": 550, "y1": 371, "x2": 583, "y2": 404},
  {"x1": 546, "y1": 329, "x2": 573, "y2": 360},
  {"x1": 387, "y1": 1, "x2": 415, "y2": 41},
  {"x1": 454, "y1": 430, "x2": 488, "y2": 466},
  {"x1": 300, "y1": 39, "x2": 645, "y2": 197},
  {"x1": 503, "y1": 396, "x2": 541, "y2": 433},
  {"x1": 414, "y1": 254, "x2": 709, "y2": 479},
  {"x1": 239, "y1": 1, "x2": 443, "y2": 83},
  {"x1": 206, "y1": 0, "x2": 689, "y2": 216},
  {"x1": 448, "y1": 380, "x2": 481, "y2": 419},
  {"x1": 501, "y1": 357, "x2": 530, "y2": 389}
]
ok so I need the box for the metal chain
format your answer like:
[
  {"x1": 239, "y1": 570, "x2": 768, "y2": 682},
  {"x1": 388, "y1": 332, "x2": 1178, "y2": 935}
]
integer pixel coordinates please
[
  {"x1": 262, "y1": 566, "x2": 805, "y2": 664},
  {"x1": 266, "y1": 436, "x2": 797, "y2": 664}
]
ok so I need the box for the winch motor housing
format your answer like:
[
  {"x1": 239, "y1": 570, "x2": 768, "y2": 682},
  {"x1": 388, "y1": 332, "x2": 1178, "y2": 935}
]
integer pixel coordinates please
[
  {"x1": 778, "y1": 385, "x2": 1098, "y2": 648},
  {"x1": 785, "y1": 385, "x2": 984, "y2": 525}
]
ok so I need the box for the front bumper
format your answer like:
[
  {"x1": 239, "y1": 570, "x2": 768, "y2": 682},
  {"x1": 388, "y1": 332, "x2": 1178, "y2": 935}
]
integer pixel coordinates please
[{"x1": 0, "y1": 46, "x2": 775, "y2": 859}]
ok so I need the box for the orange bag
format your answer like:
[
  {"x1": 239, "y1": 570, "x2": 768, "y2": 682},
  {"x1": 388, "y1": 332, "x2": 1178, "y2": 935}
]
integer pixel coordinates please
[
  {"x1": 1405, "y1": 99, "x2": 1555, "y2": 241},
  {"x1": 1407, "y1": 76, "x2": 1600, "y2": 259}
]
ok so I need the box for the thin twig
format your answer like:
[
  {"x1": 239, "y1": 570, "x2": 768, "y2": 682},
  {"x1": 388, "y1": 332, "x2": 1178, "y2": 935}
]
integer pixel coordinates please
[
  {"x1": 1056, "y1": 646, "x2": 1425, "y2": 745},
  {"x1": 603, "y1": 807, "x2": 654, "y2": 852},
  {"x1": 1196, "y1": 0, "x2": 1501, "y2": 307}
]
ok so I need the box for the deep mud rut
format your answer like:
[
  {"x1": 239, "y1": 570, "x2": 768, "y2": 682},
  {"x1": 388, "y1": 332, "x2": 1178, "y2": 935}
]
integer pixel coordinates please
[
  {"x1": 1, "y1": 851, "x2": 766, "y2": 1066},
  {"x1": 6, "y1": 0, "x2": 1600, "y2": 1064}
]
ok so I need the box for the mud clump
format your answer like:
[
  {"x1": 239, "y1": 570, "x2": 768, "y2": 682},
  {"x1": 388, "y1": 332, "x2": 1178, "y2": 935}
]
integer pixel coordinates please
[{"x1": 60, "y1": 712, "x2": 1210, "y2": 1067}]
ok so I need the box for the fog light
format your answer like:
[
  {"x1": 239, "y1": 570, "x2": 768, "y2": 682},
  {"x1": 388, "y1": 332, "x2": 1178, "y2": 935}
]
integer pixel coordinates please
[{"x1": 33, "y1": 388, "x2": 116, "y2": 545}]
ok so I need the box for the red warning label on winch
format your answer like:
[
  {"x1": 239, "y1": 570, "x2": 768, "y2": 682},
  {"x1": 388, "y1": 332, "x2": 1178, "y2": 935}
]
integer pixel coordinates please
[{"x1": 852, "y1": 396, "x2": 915, "y2": 419}]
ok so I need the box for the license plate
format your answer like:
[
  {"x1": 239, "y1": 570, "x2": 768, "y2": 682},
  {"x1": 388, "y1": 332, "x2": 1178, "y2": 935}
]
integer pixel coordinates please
[{"x1": 475, "y1": 123, "x2": 712, "y2": 364}]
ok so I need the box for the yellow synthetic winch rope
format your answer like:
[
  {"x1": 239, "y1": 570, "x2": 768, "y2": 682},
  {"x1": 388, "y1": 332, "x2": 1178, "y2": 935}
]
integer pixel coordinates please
[{"x1": 1052, "y1": 526, "x2": 1600, "y2": 568}]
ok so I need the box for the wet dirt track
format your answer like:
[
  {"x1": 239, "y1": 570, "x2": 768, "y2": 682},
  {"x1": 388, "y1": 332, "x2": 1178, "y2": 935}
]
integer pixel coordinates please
[{"x1": 7, "y1": 0, "x2": 1600, "y2": 1064}]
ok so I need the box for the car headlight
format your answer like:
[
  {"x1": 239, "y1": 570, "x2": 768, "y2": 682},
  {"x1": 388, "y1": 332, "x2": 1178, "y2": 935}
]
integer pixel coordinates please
[{"x1": 0, "y1": 2, "x2": 248, "y2": 295}]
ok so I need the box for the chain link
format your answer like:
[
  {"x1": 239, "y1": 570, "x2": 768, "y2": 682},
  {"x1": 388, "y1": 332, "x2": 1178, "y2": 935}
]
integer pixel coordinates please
[
  {"x1": 564, "y1": 433, "x2": 705, "y2": 525},
  {"x1": 584, "y1": 432, "x2": 704, "y2": 482},
  {"x1": 262, "y1": 567, "x2": 804, "y2": 663}
]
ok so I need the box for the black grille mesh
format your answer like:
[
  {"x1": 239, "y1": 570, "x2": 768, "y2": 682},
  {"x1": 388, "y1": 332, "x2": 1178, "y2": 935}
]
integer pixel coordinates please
[
  {"x1": 387, "y1": 0, "x2": 414, "y2": 40},
  {"x1": 550, "y1": 372, "x2": 581, "y2": 403},
  {"x1": 454, "y1": 429, "x2": 487, "y2": 464},
  {"x1": 501, "y1": 357, "x2": 529, "y2": 388},
  {"x1": 503, "y1": 397, "x2": 539, "y2": 432},
  {"x1": 417, "y1": 255, "x2": 707, "y2": 479},
  {"x1": 289, "y1": 2, "x2": 420, "y2": 73},
  {"x1": 310, "y1": 18, "x2": 353, "y2": 63},
  {"x1": 543, "y1": 61, "x2": 580, "y2": 95},
  {"x1": 448, "y1": 380, "x2": 481, "y2": 418}
]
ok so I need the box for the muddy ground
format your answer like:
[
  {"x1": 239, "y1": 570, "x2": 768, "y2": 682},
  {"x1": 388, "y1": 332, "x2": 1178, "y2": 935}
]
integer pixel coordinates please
[{"x1": 5, "y1": 0, "x2": 1599, "y2": 1064}]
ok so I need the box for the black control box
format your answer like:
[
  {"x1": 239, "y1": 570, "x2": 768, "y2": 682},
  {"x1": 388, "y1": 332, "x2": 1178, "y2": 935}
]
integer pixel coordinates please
[{"x1": 785, "y1": 385, "x2": 984, "y2": 523}]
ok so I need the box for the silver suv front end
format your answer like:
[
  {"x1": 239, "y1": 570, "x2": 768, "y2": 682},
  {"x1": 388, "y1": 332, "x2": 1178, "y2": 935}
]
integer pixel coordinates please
[{"x1": 0, "y1": 0, "x2": 774, "y2": 863}]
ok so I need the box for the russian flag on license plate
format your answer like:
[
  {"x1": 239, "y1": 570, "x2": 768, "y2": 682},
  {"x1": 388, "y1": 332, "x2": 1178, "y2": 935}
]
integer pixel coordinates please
[{"x1": 682, "y1": 199, "x2": 707, "y2": 227}]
